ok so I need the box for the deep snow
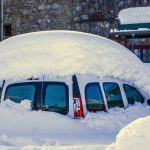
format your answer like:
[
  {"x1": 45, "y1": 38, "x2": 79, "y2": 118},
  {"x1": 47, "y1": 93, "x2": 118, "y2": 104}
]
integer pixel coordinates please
[
  {"x1": 0, "y1": 31, "x2": 150, "y2": 149},
  {"x1": 0, "y1": 100, "x2": 150, "y2": 149},
  {"x1": 0, "y1": 31, "x2": 150, "y2": 97},
  {"x1": 114, "y1": 116, "x2": 150, "y2": 150}
]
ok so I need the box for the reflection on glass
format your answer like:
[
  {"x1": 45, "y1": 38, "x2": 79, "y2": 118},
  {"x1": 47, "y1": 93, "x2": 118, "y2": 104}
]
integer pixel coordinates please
[
  {"x1": 6, "y1": 85, "x2": 35, "y2": 103},
  {"x1": 123, "y1": 84, "x2": 144, "y2": 105},
  {"x1": 85, "y1": 83, "x2": 105, "y2": 112},
  {"x1": 44, "y1": 84, "x2": 68, "y2": 114},
  {"x1": 103, "y1": 82, "x2": 124, "y2": 108}
]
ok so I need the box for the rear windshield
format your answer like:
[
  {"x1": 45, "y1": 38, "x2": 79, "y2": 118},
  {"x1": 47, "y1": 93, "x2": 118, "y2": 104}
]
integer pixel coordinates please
[
  {"x1": 5, "y1": 84, "x2": 36, "y2": 103},
  {"x1": 43, "y1": 82, "x2": 69, "y2": 115},
  {"x1": 5, "y1": 82, "x2": 69, "y2": 115}
]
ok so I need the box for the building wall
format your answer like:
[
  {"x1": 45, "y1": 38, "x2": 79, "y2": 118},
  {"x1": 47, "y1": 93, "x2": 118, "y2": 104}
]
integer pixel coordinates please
[{"x1": 1, "y1": 0, "x2": 150, "y2": 39}]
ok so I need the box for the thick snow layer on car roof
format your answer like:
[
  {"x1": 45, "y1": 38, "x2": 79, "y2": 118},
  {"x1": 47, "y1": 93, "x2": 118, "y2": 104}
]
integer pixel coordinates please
[
  {"x1": 118, "y1": 7, "x2": 150, "y2": 24},
  {"x1": 0, "y1": 30, "x2": 149, "y2": 93}
]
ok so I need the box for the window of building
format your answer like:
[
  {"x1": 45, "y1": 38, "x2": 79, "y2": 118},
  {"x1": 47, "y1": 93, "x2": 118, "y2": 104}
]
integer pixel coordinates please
[
  {"x1": 5, "y1": 84, "x2": 36, "y2": 103},
  {"x1": 103, "y1": 82, "x2": 124, "y2": 108},
  {"x1": 85, "y1": 82, "x2": 105, "y2": 112},
  {"x1": 123, "y1": 84, "x2": 144, "y2": 105},
  {"x1": 43, "y1": 82, "x2": 69, "y2": 115},
  {"x1": 4, "y1": 24, "x2": 12, "y2": 37}
]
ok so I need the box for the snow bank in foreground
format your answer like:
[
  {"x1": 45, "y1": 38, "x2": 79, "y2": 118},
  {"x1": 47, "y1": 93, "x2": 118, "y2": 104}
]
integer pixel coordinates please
[
  {"x1": 114, "y1": 116, "x2": 150, "y2": 150},
  {"x1": 118, "y1": 7, "x2": 150, "y2": 24},
  {"x1": 0, "y1": 100, "x2": 113, "y2": 147},
  {"x1": 0, "y1": 100, "x2": 150, "y2": 148}
]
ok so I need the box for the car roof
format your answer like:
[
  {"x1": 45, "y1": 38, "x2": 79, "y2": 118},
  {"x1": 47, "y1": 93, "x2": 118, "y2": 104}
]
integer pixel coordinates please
[{"x1": 0, "y1": 30, "x2": 149, "y2": 95}]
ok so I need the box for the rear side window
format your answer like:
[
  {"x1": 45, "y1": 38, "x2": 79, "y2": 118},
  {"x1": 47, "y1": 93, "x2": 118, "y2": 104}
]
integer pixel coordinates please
[
  {"x1": 85, "y1": 83, "x2": 106, "y2": 112},
  {"x1": 43, "y1": 83, "x2": 69, "y2": 115},
  {"x1": 103, "y1": 82, "x2": 124, "y2": 108},
  {"x1": 123, "y1": 84, "x2": 144, "y2": 104},
  {"x1": 5, "y1": 84, "x2": 36, "y2": 103}
]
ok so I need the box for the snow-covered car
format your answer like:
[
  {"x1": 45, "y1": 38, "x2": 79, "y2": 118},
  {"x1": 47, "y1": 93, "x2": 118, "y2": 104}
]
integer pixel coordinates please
[
  {"x1": 0, "y1": 75, "x2": 147, "y2": 119},
  {"x1": 0, "y1": 30, "x2": 149, "y2": 119}
]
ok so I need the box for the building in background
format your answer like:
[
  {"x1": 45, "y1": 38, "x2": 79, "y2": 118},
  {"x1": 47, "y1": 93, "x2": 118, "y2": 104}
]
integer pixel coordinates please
[
  {"x1": 0, "y1": 0, "x2": 150, "y2": 62},
  {"x1": 110, "y1": 7, "x2": 150, "y2": 63},
  {"x1": 0, "y1": 0, "x2": 150, "y2": 40}
]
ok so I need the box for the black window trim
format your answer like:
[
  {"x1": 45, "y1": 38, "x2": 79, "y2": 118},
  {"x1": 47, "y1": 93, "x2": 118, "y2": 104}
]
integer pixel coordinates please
[{"x1": 85, "y1": 82, "x2": 106, "y2": 112}]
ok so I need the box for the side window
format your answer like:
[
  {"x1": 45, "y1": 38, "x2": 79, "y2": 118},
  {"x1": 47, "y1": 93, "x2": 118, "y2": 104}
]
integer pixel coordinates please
[
  {"x1": 103, "y1": 82, "x2": 124, "y2": 108},
  {"x1": 85, "y1": 82, "x2": 106, "y2": 112},
  {"x1": 123, "y1": 84, "x2": 144, "y2": 104},
  {"x1": 5, "y1": 84, "x2": 36, "y2": 103},
  {"x1": 44, "y1": 83, "x2": 69, "y2": 115}
]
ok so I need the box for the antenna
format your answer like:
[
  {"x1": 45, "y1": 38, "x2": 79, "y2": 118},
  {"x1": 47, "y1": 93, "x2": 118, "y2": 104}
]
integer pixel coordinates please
[{"x1": 1, "y1": 0, "x2": 3, "y2": 41}]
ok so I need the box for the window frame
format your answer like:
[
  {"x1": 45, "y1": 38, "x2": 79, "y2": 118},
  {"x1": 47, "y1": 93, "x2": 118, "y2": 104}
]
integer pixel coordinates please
[{"x1": 85, "y1": 82, "x2": 106, "y2": 112}]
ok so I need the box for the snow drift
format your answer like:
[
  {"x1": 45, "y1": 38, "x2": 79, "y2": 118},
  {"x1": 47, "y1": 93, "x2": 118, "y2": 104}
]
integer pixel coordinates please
[
  {"x1": 0, "y1": 30, "x2": 149, "y2": 94},
  {"x1": 0, "y1": 100, "x2": 150, "y2": 148},
  {"x1": 115, "y1": 116, "x2": 150, "y2": 150}
]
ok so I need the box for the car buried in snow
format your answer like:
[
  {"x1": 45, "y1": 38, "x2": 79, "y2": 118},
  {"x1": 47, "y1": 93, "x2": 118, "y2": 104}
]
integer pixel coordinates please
[{"x1": 0, "y1": 30, "x2": 149, "y2": 119}]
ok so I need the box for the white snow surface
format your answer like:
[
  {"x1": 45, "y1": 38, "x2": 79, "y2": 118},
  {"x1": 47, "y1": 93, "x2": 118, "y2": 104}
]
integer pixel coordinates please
[
  {"x1": 0, "y1": 100, "x2": 150, "y2": 149},
  {"x1": 113, "y1": 116, "x2": 150, "y2": 150},
  {"x1": 118, "y1": 7, "x2": 150, "y2": 24},
  {"x1": 0, "y1": 30, "x2": 150, "y2": 95}
]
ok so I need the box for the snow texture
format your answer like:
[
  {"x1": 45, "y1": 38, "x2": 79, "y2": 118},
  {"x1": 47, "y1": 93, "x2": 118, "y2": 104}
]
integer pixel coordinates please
[
  {"x1": 0, "y1": 100, "x2": 150, "y2": 149},
  {"x1": 114, "y1": 116, "x2": 150, "y2": 150},
  {"x1": 118, "y1": 7, "x2": 150, "y2": 24},
  {"x1": 0, "y1": 30, "x2": 150, "y2": 95},
  {"x1": 80, "y1": 103, "x2": 150, "y2": 134}
]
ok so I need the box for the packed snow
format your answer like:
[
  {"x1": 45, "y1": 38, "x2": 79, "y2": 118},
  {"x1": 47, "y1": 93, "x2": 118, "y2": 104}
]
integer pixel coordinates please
[
  {"x1": 112, "y1": 116, "x2": 150, "y2": 150},
  {"x1": 0, "y1": 31, "x2": 150, "y2": 149},
  {"x1": 118, "y1": 7, "x2": 150, "y2": 24},
  {"x1": 0, "y1": 100, "x2": 150, "y2": 149},
  {"x1": 0, "y1": 31, "x2": 150, "y2": 95}
]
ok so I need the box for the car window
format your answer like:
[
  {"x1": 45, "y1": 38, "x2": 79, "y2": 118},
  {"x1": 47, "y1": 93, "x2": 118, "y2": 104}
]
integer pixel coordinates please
[
  {"x1": 43, "y1": 83, "x2": 69, "y2": 115},
  {"x1": 103, "y1": 82, "x2": 124, "y2": 108},
  {"x1": 123, "y1": 84, "x2": 144, "y2": 104},
  {"x1": 85, "y1": 82, "x2": 106, "y2": 112},
  {"x1": 5, "y1": 84, "x2": 36, "y2": 103}
]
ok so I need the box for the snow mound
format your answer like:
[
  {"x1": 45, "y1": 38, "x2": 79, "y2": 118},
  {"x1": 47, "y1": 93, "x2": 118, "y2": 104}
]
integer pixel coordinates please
[
  {"x1": 118, "y1": 7, "x2": 150, "y2": 24},
  {"x1": 0, "y1": 100, "x2": 150, "y2": 147},
  {"x1": 80, "y1": 103, "x2": 150, "y2": 134},
  {"x1": 0, "y1": 30, "x2": 149, "y2": 94},
  {"x1": 1, "y1": 99, "x2": 32, "y2": 111},
  {"x1": 0, "y1": 100, "x2": 113, "y2": 147},
  {"x1": 115, "y1": 116, "x2": 150, "y2": 150}
]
